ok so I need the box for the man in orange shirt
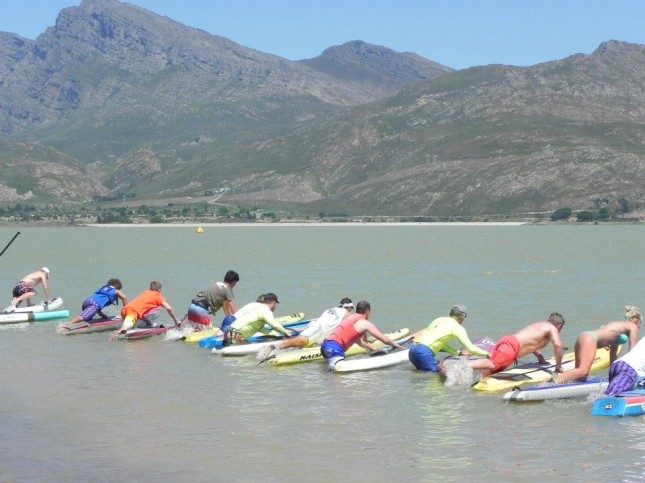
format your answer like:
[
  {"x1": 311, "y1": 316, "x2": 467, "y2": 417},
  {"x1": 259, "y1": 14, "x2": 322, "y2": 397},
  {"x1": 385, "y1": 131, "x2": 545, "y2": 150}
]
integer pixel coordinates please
[{"x1": 112, "y1": 281, "x2": 179, "y2": 338}]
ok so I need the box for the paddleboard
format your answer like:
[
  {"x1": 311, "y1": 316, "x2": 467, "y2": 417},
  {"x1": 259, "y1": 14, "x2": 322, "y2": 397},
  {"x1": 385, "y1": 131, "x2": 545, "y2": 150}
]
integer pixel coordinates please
[
  {"x1": 503, "y1": 378, "x2": 608, "y2": 402},
  {"x1": 333, "y1": 339, "x2": 414, "y2": 373},
  {"x1": 2, "y1": 297, "x2": 64, "y2": 314},
  {"x1": 201, "y1": 319, "x2": 310, "y2": 350},
  {"x1": 194, "y1": 313, "x2": 306, "y2": 348},
  {"x1": 115, "y1": 325, "x2": 171, "y2": 340},
  {"x1": 591, "y1": 388, "x2": 645, "y2": 417},
  {"x1": 185, "y1": 312, "x2": 305, "y2": 344},
  {"x1": 334, "y1": 334, "x2": 494, "y2": 374},
  {"x1": 266, "y1": 328, "x2": 411, "y2": 367},
  {"x1": 472, "y1": 347, "x2": 614, "y2": 393},
  {"x1": 57, "y1": 309, "x2": 161, "y2": 335},
  {"x1": 57, "y1": 317, "x2": 121, "y2": 334},
  {"x1": 210, "y1": 317, "x2": 320, "y2": 354},
  {"x1": 0, "y1": 309, "x2": 70, "y2": 325},
  {"x1": 212, "y1": 325, "x2": 310, "y2": 356}
]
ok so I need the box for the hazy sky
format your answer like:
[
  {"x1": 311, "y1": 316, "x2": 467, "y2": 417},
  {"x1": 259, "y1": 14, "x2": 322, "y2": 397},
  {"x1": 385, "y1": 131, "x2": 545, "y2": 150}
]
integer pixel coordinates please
[{"x1": 1, "y1": 0, "x2": 643, "y2": 70}]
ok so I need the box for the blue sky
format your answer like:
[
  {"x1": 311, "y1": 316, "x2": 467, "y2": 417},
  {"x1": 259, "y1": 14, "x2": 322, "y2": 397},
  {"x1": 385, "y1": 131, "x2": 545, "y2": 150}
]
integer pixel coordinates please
[{"x1": 1, "y1": 0, "x2": 643, "y2": 70}]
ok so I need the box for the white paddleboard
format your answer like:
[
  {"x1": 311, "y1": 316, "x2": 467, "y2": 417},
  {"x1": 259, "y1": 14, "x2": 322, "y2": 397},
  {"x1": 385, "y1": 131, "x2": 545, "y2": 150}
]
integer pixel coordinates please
[
  {"x1": 333, "y1": 342, "x2": 414, "y2": 373},
  {"x1": 333, "y1": 348, "x2": 411, "y2": 373},
  {"x1": 3, "y1": 297, "x2": 64, "y2": 314},
  {"x1": 213, "y1": 338, "x2": 278, "y2": 356},
  {"x1": 503, "y1": 378, "x2": 608, "y2": 402},
  {"x1": 334, "y1": 335, "x2": 495, "y2": 374}
]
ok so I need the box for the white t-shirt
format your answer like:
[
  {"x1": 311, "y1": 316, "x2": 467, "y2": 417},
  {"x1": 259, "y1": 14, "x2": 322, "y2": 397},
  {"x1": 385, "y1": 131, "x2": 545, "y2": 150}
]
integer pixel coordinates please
[
  {"x1": 300, "y1": 307, "x2": 347, "y2": 344},
  {"x1": 618, "y1": 336, "x2": 645, "y2": 378}
]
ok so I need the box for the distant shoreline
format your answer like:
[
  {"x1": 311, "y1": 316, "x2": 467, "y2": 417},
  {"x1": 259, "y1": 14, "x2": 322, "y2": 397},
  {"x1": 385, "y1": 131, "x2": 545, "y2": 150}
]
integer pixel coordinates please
[
  {"x1": 83, "y1": 221, "x2": 529, "y2": 227},
  {"x1": 4, "y1": 220, "x2": 643, "y2": 228}
]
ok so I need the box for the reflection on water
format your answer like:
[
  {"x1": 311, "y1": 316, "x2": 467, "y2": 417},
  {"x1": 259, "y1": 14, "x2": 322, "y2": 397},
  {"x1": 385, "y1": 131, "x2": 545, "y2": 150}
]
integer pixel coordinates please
[
  {"x1": 2, "y1": 225, "x2": 645, "y2": 481},
  {"x1": 415, "y1": 377, "x2": 476, "y2": 472}
]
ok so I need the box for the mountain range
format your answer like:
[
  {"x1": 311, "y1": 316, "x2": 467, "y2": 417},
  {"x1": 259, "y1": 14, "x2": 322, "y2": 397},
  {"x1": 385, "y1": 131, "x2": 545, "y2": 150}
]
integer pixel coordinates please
[{"x1": 0, "y1": 0, "x2": 643, "y2": 217}]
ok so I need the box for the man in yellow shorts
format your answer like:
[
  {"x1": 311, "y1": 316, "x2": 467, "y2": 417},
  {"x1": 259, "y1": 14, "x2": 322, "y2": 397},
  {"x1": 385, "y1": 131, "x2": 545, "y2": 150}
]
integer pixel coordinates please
[{"x1": 112, "y1": 281, "x2": 179, "y2": 338}]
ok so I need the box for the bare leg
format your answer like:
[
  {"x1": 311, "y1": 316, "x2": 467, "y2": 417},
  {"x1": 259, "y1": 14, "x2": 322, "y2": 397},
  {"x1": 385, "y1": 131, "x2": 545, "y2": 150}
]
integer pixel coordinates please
[
  {"x1": 556, "y1": 334, "x2": 597, "y2": 384},
  {"x1": 277, "y1": 335, "x2": 309, "y2": 350},
  {"x1": 467, "y1": 358, "x2": 495, "y2": 379},
  {"x1": 11, "y1": 292, "x2": 36, "y2": 307}
]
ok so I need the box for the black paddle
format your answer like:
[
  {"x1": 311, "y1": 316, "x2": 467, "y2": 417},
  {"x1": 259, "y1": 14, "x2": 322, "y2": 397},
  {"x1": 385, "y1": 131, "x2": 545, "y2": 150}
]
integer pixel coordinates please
[
  {"x1": 0, "y1": 231, "x2": 20, "y2": 257},
  {"x1": 487, "y1": 361, "x2": 560, "y2": 382},
  {"x1": 369, "y1": 338, "x2": 414, "y2": 357}
]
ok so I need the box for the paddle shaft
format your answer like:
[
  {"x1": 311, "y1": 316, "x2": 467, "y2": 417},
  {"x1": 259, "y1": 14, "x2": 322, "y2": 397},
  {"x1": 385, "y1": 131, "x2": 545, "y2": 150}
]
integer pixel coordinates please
[
  {"x1": 369, "y1": 337, "x2": 414, "y2": 357},
  {"x1": 0, "y1": 231, "x2": 20, "y2": 257}
]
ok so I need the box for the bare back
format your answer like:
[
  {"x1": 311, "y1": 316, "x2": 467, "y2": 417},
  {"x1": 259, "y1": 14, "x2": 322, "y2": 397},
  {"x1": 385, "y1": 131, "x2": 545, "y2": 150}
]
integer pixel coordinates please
[
  {"x1": 21, "y1": 271, "x2": 46, "y2": 288},
  {"x1": 593, "y1": 321, "x2": 638, "y2": 348},
  {"x1": 514, "y1": 321, "x2": 560, "y2": 358}
]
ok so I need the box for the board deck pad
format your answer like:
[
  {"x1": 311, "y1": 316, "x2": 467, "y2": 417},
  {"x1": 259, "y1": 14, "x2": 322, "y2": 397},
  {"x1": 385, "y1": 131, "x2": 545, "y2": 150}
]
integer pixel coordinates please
[{"x1": 472, "y1": 347, "x2": 613, "y2": 393}]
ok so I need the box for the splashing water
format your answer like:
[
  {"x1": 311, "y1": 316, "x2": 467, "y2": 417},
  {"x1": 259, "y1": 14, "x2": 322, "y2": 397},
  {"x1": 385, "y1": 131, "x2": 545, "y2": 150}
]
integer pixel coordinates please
[
  {"x1": 443, "y1": 358, "x2": 479, "y2": 387},
  {"x1": 162, "y1": 325, "x2": 195, "y2": 341}
]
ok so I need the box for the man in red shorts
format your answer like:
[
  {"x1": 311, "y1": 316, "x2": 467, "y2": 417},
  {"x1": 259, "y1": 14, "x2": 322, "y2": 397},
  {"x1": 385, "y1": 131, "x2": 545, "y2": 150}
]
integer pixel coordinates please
[{"x1": 468, "y1": 312, "x2": 566, "y2": 378}]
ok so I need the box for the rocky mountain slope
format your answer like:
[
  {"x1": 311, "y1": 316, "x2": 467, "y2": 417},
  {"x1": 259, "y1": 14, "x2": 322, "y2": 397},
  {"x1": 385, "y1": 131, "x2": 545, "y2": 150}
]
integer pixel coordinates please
[
  {"x1": 0, "y1": 0, "x2": 643, "y2": 216},
  {"x1": 299, "y1": 40, "x2": 454, "y2": 96}
]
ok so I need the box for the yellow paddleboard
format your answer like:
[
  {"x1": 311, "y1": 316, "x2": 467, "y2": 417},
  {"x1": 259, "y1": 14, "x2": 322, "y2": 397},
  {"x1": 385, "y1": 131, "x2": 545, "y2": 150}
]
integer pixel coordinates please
[
  {"x1": 267, "y1": 328, "x2": 411, "y2": 366},
  {"x1": 472, "y1": 346, "x2": 614, "y2": 393}
]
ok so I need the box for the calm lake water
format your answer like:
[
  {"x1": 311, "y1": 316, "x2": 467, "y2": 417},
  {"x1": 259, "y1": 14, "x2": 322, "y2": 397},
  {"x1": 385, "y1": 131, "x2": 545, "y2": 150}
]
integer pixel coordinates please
[{"x1": 1, "y1": 224, "x2": 644, "y2": 482}]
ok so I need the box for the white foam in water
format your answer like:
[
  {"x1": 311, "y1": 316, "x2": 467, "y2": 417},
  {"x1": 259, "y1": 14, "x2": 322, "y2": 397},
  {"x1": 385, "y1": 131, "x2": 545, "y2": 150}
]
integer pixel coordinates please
[
  {"x1": 256, "y1": 345, "x2": 280, "y2": 361},
  {"x1": 162, "y1": 325, "x2": 194, "y2": 341},
  {"x1": 444, "y1": 359, "x2": 478, "y2": 387}
]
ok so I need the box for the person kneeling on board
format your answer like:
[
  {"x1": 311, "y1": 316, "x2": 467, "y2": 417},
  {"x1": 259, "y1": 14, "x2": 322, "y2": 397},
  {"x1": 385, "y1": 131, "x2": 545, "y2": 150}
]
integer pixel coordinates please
[
  {"x1": 180, "y1": 270, "x2": 239, "y2": 332},
  {"x1": 556, "y1": 307, "x2": 640, "y2": 385},
  {"x1": 468, "y1": 313, "x2": 566, "y2": 378},
  {"x1": 111, "y1": 281, "x2": 179, "y2": 339},
  {"x1": 8, "y1": 267, "x2": 51, "y2": 310},
  {"x1": 224, "y1": 293, "x2": 295, "y2": 344},
  {"x1": 409, "y1": 305, "x2": 489, "y2": 371},
  {"x1": 67, "y1": 278, "x2": 128, "y2": 326},
  {"x1": 257, "y1": 297, "x2": 354, "y2": 362},
  {"x1": 320, "y1": 300, "x2": 402, "y2": 370}
]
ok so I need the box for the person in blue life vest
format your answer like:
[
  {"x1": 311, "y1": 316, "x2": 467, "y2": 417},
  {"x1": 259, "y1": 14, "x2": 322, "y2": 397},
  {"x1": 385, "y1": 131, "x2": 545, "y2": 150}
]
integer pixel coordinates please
[{"x1": 67, "y1": 278, "x2": 128, "y2": 325}]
